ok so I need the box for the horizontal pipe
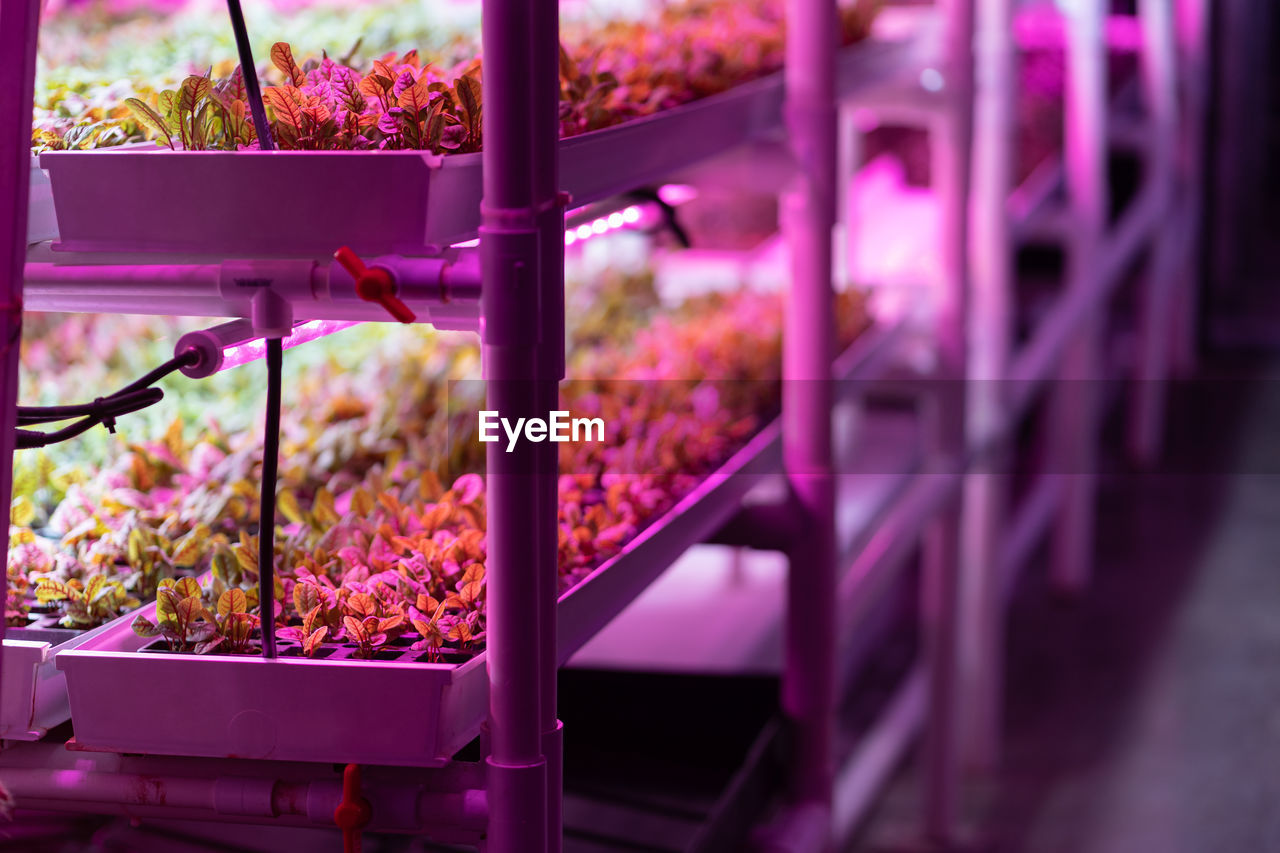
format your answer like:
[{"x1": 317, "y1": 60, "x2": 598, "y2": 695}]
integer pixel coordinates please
[
  {"x1": 2, "y1": 768, "x2": 224, "y2": 811},
  {"x1": 0, "y1": 743, "x2": 486, "y2": 835},
  {"x1": 23, "y1": 254, "x2": 481, "y2": 330},
  {"x1": 1, "y1": 767, "x2": 486, "y2": 834}
]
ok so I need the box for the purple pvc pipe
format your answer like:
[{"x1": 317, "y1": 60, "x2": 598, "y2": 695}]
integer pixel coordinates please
[
  {"x1": 480, "y1": 0, "x2": 557, "y2": 846},
  {"x1": 1128, "y1": 0, "x2": 1179, "y2": 464},
  {"x1": 1171, "y1": 0, "x2": 1208, "y2": 374},
  {"x1": 480, "y1": 0, "x2": 532, "y2": 212},
  {"x1": 0, "y1": 0, "x2": 43, "y2": 708},
  {"x1": 1050, "y1": 0, "x2": 1106, "y2": 595},
  {"x1": 531, "y1": 6, "x2": 565, "y2": 851},
  {"x1": 961, "y1": 0, "x2": 1009, "y2": 775},
  {"x1": 782, "y1": 0, "x2": 838, "y2": 809},
  {"x1": 923, "y1": 0, "x2": 973, "y2": 838}
]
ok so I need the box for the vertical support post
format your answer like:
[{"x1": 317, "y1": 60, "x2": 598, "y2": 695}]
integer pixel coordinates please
[
  {"x1": 959, "y1": 0, "x2": 1013, "y2": 773},
  {"x1": 479, "y1": 0, "x2": 559, "y2": 847},
  {"x1": 0, "y1": 0, "x2": 44, "y2": 695},
  {"x1": 921, "y1": 0, "x2": 972, "y2": 839},
  {"x1": 1208, "y1": 0, "x2": 1269, "y2": 332},
  {"x1": 1170, "y1": 0, "x2": 1209, "y2": 374},
  {"x1": 834, "y1": 103, "x2": 864, "y2": 291},
  {"x1": 1050, "y1": 0, "x2": 1107, "y2": 594},
  {"x1": 781, "y1": 0, "x2": 838, "y2": 822},
  {"x1": 530, "y1": 0, "x2": 565, "y2": 850},
  {"x1": 1129, "y1": 0, "x2": 1180, "y2": 465}
]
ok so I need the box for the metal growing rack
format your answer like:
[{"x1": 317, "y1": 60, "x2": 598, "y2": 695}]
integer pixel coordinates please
[
  {"x1": 0, "y1": 0, "x2": 1205, "y2": 849},
  {"x1": 957, "y1": 0, "x2": 1204, "y2": 772}
]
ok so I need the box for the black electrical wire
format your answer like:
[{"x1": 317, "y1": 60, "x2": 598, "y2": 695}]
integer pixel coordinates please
[
  {"x1": 626, "y1": 188, "x2": 692, "y2": 248},
  {"x1": 224, "y1": 0, "x2": 275, "y2": 151},
  {"x1": 115, "y1": 349, "x2": 199, "y2": 397},
  {"x1": 18, "y1": 351, "x2": 198, "y2": 425},
  {"x1": 15, "y1": 387, "x2": 164, "y2": 449},
  {"x1": 258, "y1": 337, "x2": 283, "y2": 659}
]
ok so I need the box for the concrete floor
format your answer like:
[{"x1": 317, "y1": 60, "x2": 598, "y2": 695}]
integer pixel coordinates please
[{"x1": 856, "y1": 357, "x2": 1280, "y2": 852}]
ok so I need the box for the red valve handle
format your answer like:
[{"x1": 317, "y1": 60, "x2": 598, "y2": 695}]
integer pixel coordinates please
[
  {"x1": 334, "y1": 763, "x2": 372, "y2": 853},
  {"x1": 334, "y1": 246, "x2": 416, "y2": 324}
]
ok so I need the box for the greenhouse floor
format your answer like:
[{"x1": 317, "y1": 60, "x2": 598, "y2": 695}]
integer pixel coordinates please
[{"x1": 852, "y1": 353, "x2": 1280, "y2": 853}]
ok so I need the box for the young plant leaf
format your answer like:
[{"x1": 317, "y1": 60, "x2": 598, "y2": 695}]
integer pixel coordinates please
[
  {"x1": 173, "y1": 577, "x2": 202, "y2": 599},
  {"x1": 123, "y1": 98, "x2": 173, "y2": 148},
  {"x1": 302, "y1": 625, "x2": 329, "y2": 656},
  {"x1": 270, "y1": 42, "x2": 306, "y2": 86},
  {"x1": 217, "y1": 587, "x2": 248, "y2": 617},
  {"x1": 131, "y1": 614, "x2": 161, "y2": 638}
]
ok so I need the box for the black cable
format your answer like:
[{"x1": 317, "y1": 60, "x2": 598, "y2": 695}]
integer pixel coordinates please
[
  {"x1": 258, "y1": 337, "x2": 282, "y2": 658},
  {"x1": 15, "y1": 388, "x2": 164, "y2": 449},
  {"x1": 17, "y1": 351, "x2": 198, "y2": 425},
  {"x1": 116, "y1": 350, "x2": 199, "y2": 396},
  {"x1": 224, "y1": 0, "x2": 275, "y2": 151},
  {"x1": 626, "y1": 188, "x2": 692, "y2": 248}
]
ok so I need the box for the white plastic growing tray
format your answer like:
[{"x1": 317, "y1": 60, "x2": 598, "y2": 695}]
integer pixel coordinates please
[
  {"x1": 37, "y1": 36, "x2": 926, "y2": 259},
  {"x1": 56, "y1": 321, "x2": 907, "y2": 766},
  {"x1": 58, "y1": 598, "x2": 488, "y2": 766},
  {"x1": 1, "y1": 612, "x2": 140, "y2": 741}
]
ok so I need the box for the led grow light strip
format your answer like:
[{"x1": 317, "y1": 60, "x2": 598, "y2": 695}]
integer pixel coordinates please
[
  {"x1": 177, "y1": 319, "x2": 360, "y2": 377},
  {"x1": 565, "y1": 206, "x2": 643, "y2": 246},
  {"x1": 451, "y1": 204, "x2": 646, "y2": 251},
  {"x1": 218, "y1": 320, "x2": 357, "y2": 373}
]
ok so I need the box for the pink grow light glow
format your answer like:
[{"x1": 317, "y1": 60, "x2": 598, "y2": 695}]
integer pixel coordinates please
[
  {"x1": 453, "y1": 196, "x2": 667, "y2": 250},
  {"x1": 564, "y1": 205, "x2": 642, "y2": 246},
  {"x1": 219, "y1": 320, "x2": 358, "y2": 373}
]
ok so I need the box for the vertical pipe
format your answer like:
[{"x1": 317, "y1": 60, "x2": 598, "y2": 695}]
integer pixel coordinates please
[
  {"x1": 1170, "y1": 0, "x2": 1208, "y2": 374},
  {"x1": 480, "y1": 0, "x2": 551, "y2": 847},
  {"x1": 781, "y1": 0, "x2": 838, "y2": 813},
  {"x1": 530, "y1": 1, "x2": 565, "y2": 851},
  {"x1": 921, "y1": 0, "x2": 972, "y2": 839},
  {"x1": 0, "y1": 0, "x2": 44, "y2": 700},
  {"x1": 959, "y1": 0, "x2": 1013, "y2": 773},
  {"x1": 1050, "y1": 0, "x2": 1107, "y2": 594},
  {"x1": 834, "y1": 103, "x2": 862, "y2": 291},
  {"x1": 1129, "y1": 0, "x2": 1179, "y2": 465}
]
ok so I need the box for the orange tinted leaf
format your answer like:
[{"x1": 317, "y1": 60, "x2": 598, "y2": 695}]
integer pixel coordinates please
[
  {"x1": 217, "y1": 588, "x2": 247, "y2": 617},
  {"x1": 175, "y1": 595, "x2": 206, "y2": 626},
  {"x1": 351, "y1": 487, "x2": 374, "y2": 517},
  {"x1": 343, "y1": 615, "x2": 367, "y2": 643},
  {"x1": 270, "y1": 42, "x2": 305, "y2": 86},
  {"x1": 303, "y1": 626, "x2": 329, "y2": 655},
  {"x1": 346, "y1": 592, "x2": 376, "y2": 619},
  {"x1": 397, "y1": 77, "x2": 433, "y2": 117},
  {"x1": 294, "y1": 582, "x2": 321, "y2": 616},
  {"x1": 35, "y1": 579, "x2": 73, "y2": 603},
  {"x1": 173, "y1": 577, "x2": 202, "y2": 599},
  {"x1": 263, "y1": 86, "x2": 305, "y2": 129}
]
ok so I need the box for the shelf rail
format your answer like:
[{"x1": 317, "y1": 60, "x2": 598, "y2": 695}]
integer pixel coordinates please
[{"x1": 0, "y1": 0, "x2": 45, "y2": 728}]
